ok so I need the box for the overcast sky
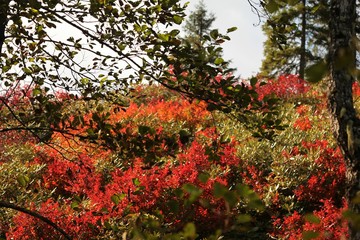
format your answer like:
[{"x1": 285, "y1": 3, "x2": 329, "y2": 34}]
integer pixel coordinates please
[{"x1": 181, "y1": 0, "x2": 266, "y2": 78}]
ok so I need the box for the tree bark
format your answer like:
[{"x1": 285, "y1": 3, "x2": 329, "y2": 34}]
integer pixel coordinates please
[
  {"x1": 299, "y1": 0, "x2": 307, "y2": 79},
  {"x1": 0, "y1": 0, "x2": 9, "y2": 53},
  {"x1": 328, "y1": 0, "x2": 359, "y2": 238}
]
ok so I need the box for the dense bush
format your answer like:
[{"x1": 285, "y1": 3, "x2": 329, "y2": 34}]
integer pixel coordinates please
[{"x1": 0, "y1": 75, "x2": 350, "y2": 239}]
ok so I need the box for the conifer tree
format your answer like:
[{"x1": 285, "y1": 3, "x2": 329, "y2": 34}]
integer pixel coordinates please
[
  {"x1": 182, "y1": 1, "x2": 234, "y2": 71},
  {"x1": 260, "y1": 0, "x2": 329, "y2": 78},
  {"x1": 183, "y1": 0, "x2": 216, "y2": 48}
]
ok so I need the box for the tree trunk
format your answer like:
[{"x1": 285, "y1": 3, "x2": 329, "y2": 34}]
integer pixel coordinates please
[
  {"x1": 299, "y1": 0, "x2": 307, "y2": 79},
  {"x1": 327, "y1": 0, "x2": 359, "y2": 238},
  {"x1": 0, "y1": 0, "x2": 9, "y2": 53}
]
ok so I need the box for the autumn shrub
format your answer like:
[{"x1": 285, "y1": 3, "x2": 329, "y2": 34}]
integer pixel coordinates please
[
  {"x1": 5, "y1": 130, "x2": 247, "y2": 239},
  {"x1": 8, "y1": 199, "x2": 103, "y2": 239},
  {"x1": 294, "y1": 141, "x2": 346, "y2": 205},
  {"x1": 256, "y1": 74, "x2": 310, "y2": 100},
  {"x1": 272, "y1": 199, "x2": 348, "y2": 240},
  {"x1": 0, "y1": 75, "x2": 351, "y2": 239}
]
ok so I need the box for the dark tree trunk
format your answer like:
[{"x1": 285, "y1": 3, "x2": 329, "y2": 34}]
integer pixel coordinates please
[
  {"x1": 0, "y1": 0, "x2": 9, "y2": 53},
  {"x1": 299, "y1": 0, "x2": 307, "y2": 79},
  {"x1": 328, "y1": 0, "x2": 359, "y2": 238}
]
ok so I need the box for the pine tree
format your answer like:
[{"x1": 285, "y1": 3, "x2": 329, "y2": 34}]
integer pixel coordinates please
[
  {"x1": 260, "y1": 0, "x2": 329, "y2": 78},
  {"x1": 182, "y1": 1, "x2": 234, "y2": 72},
  {"x1": 183, "y1": 0, "x2": 216, "y2": 48}
]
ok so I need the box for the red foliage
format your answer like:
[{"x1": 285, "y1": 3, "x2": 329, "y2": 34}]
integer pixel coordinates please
[
  {"x1": 2, "y1": 77, "x2": 350, "y2": 239},
  {"x1": 109, "y1": 98, "x2": 209, "y2": 128},
  {"x1": 256, "y1": 75, "x2": 310, "y2": 100},
  {"x1": 37, "y1": 151, "x2": 102, "y2": 198},
  {"x1": 92, "y1": 130, "x2": 242, "y2": 232},
  {"x1": 273, "y1": 199, "x2": 348, "y2": 240},
  {"x1": 293, "y1": 116, "x2": 312, "y2": 131},
  {"x1": 0, "y1": 83, "x2": 32, "y2": 108},
  {"x1": 8, "y1": 199, "x2": 103, "y2": 239},
  {"x1": 294, "y1": 141, "x2": 346, "y2": 203},
  {"x1": 6, "y1": 126, "x2": 242, "y2": 238},
  {"x1": 353, "y1": 82, "x2": 360, "y2": 97},
  {"x1": 296, "y1": 105, "x2": 310, "y2": 115},
  {"x1": 241, "y1": 165, "x2": 268, "y2": 196}
]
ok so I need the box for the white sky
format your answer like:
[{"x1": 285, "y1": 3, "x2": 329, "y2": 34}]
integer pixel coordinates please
[{"x1": 182, "y1": 0, "x2": 266, "y2": 78}]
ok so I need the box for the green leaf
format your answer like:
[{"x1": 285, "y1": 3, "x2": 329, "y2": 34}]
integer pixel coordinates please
[
  {"x1": 22, "y1": 67, "x2": 32, "y2": 75},
  {"x1": 173, "y1": 15, "x2": 183, "y2": 24},
  {"x1": 2, "y1": 65, "x2": 11, "y2": 72},
  {"x1": 287, "y1": 0, "x2": 299, "y2": 5},
  {"x1": 266, "y1": 0, "x2": 280, "y2": 13},
  {"x1": 138, "y1": 125, "x2": 154, "y2": 135},
  {"x1": 71, "y1": 201, "x2": 80, "y2": 210},
  {"x1": 352, "y1": 195, "x2": 360, "y2": 204},
  {"x1": 210, "y1": 29, "x2": 219, "y2": 39},
  {"x1": 236, "y1": 184, "x2": 252, "y2": 198},
  {"x1": 158, "y1": 33, "x2": 169, "y2": 41},
  {"x1": 342, "y1": 210, "x2": 360, "y2": 230},
  {"x1": 227, "y1": 27, "x2": 237, "y2": 33},
  {"x1": 111, "y1": 194, "x2": 123, "y2": 205},
  {"x1": 80, "y1": 77, "x2": 89, "y2": 85},
  {"x1": 32, "y1": 88, "x2": 42, "y2": 96},
  {"x1": 198, "y1": 172, "x2": 210, "y2": 183},
  {"x1": 118, "y1": 43, "x2": 126, "y2": 51},
  {"x1": 311, "y1": 5, "x2": 321, "y2": 13},
  {"x1": 335, "y1": 47, "x2": 356, "y2": 70},
  {"x1": 223, "y1": 191, "x2": 238, "y2": 207},
  {"x1": 220, "y1": 134, "x2": 230, "y2": 144},
  {"x1": 111, "y1": 195, "x2": 119, "y2": 205},
  {"x1": 182, "y1": 184, "x2": 203, "y2": 203},
  {"x1": 237, "y1": 214, "x2": 252, "y2": 223},
  {"x1": 104, "y1": 221, "x2": 112, "y2": 230},
  {"x1": 302, "y1": 231, "x2": 320, "y2": 240},
  {"x1": 183, "y1": 222, "x2": 197, "y2": 238},
  {"x1": 305, "y1": 60, "x2": 328, "y2": 83},
  {"x1": 170, "y1": 29, "x2": 180, "y2": 37},
  {"x1": 304, "y1": 214, "x2": 321, "y2": 224},
  {"x1": 17, "y1": 175, "x2": 29, "y2": 187},
  {"x1": 213, "y1": 182, "x2": 227, "y2": 198},
  {"x1": 134, "y1": 24, "x2": 141, "y2": 32},
  {"x1": 214, "y1": 57, "x2": 224, "y2": 65},
  {"x1": 132, "y1": 178, "x2": 141, "y2": 186},
  {"x1": 168, "y1": 199, "x2": 180, "y2": 213},
  {"x1": 250, "y1": 77, "x2": 257, "y2": 87}
]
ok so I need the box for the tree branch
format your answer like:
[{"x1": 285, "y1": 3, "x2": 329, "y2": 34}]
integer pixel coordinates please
[{"x1": 0, "y1": 200, "x2": 72, "y2": 240}]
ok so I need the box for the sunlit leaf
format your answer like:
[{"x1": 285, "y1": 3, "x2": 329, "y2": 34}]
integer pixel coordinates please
[
  {"x1": 17, "y1": 175, "x2": 29, "y2": 187},
  {"x1": 132, "y1": 178, "x2": 141, "y2": 186},
  {"x1": 214, "y1": 57, "x2": 224, "y2": 65},
  {"x1": 173, "y1": 15, "x2": 183, "y2": 24}
]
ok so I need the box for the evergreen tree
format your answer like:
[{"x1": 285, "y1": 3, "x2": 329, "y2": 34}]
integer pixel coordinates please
[
  {"x1": 261, "y1": 0, "x2": 329, "y2": 78},
  {"x1": 182, "y1": 1, "x2": 235, "y2": 72},
  {"x1": 183, "y1": 0, "x2": 216, "y2": 47}
]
